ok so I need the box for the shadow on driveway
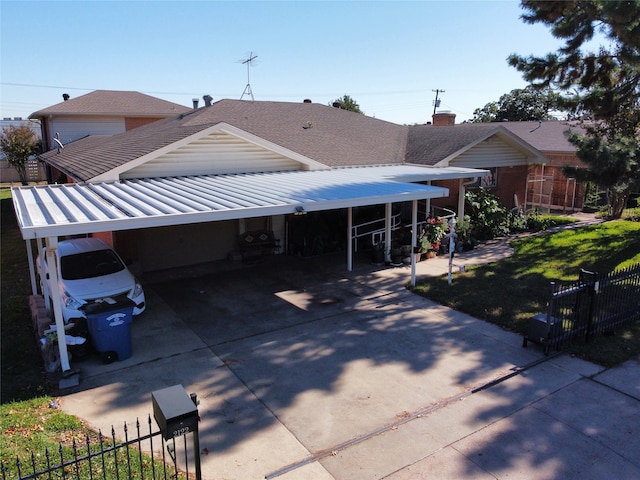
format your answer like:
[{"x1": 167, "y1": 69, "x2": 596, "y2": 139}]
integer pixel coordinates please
[{"x1": 59, "y1": 253, "x2": 640, "y2": 480}]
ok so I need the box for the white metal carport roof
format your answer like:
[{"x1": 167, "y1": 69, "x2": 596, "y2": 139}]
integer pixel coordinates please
[{"x1": 11, "y1": 165, "x2": 487, "y2": 240}]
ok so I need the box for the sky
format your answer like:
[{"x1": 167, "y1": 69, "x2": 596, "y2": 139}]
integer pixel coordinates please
[{"x1": 0, "y1": 0, "x2": 567, "y2": 125}]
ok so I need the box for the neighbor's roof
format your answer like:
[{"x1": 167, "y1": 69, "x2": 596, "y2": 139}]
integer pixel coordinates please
[
  {"x1": 39, "y1": 99, "x2": 409, "y2": 181},
  {"x1": 29, "y1": 90, "x2": 190, "y2": 118},
  {"x1": 11, "y1": 166, "x2": 455, "y2": 240}
]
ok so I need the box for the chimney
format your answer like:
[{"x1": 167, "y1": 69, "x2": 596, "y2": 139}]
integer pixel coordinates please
[
  {"x1": 192, "y1": 98, "x2": 199, "y2": 109},
  {"x1": 203, "y1": 95, "x2": 213, "y2": 107},
  {"x1": 62, "y1": 93, "x2": 70, "y2": 101},
  {"x1": 432, "y1": 112, "x2": 456, "y2": 126}
]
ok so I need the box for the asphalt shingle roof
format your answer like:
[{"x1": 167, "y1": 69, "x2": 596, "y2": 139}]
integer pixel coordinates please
[
  {"x1": 29, "y1": 90, "x2": 190, "y2": 118},
  {"x1": 500, "y1": 121, "x2": 583, "y2": 153},
  {"x1": 40, "y1": 99, "x2": 409, "y2": 181},
  {"x1": 38, "y1": 97, "x2": 582, "y2": 182}
]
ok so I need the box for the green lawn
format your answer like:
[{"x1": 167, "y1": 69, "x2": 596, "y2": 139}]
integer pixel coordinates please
[
  {"x1": 0, "y1": 396, "x2": 187, "y2": 479},
  {"x1": 412, "y1": 220, "x2": 640, "y2": 367}
]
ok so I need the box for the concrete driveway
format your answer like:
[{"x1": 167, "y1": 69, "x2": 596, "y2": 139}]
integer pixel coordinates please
[{"x1": 59, "y1": 250, "x2": 640, "y2": 480}]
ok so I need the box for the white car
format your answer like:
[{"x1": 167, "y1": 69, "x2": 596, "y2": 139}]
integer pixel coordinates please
[{"x1": 37, "y1": 238, "x2": 145, "y2": 322}]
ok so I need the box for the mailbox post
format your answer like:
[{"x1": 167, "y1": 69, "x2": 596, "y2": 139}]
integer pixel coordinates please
[{"x1": 152, "y1": 385, "x2": 201, "y2": 480}]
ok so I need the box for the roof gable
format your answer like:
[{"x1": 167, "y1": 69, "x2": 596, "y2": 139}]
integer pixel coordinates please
[
  {"x1": 407, "y1": 123, "x2": 545, "y2": 166},
  {"x1": 105, "y1": 123, "x2": 330, "y2": 181},
  {"x1": 29, "y1": 90, "x2": 190, "y2": 118}
]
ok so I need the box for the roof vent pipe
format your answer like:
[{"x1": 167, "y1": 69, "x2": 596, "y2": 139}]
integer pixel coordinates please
[
  {"x1": 192, "y1": 98, "x2": 199, "y2": 109},
  {"x1": 303, "y1": 99, "x2": 312, "y2": 103},
  {"x1": 62, "y1": 93, "x2": 70, "y2": 101},
  {"x1": 332, "y1": 101, "x2": 341, "y2": 108},
  {"x1": 203, "y1": 95, "x2": 213, "y2": 107}
]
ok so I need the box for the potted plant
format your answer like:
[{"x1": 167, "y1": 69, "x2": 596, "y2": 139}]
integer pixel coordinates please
[
  {"x1": 456, "y1": 215, "x2": 476, "y2": 251},
  {"x1": 415, "y1": 227, "x2": 431, "y2": 262}
]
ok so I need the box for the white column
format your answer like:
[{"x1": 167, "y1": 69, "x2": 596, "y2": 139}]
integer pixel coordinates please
[
  {"x1": 347, "y1": 207, "x2": 353, "y2": 271},
  {"x1": 45, "y1": 237, "x2": 71, "y2": 372},
  {"x1": 411, "y1": 200, "x2": 417, "y2": 287},
  {"x1": 458, "y1": 178, "x2": 466, "y2": 222},
  {"x1": 385, "y1": 203, "x2": 392, "y2": 262},
  {"x1": 26, "y1": 239, "x2": 37, "y2": 295},
  {"x1": 37, "y1": 238, "x2": 51, "y2": 314}
]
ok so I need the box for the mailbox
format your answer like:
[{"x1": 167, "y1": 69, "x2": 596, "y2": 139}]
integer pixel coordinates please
[{"x1": 152, "y1": 385, "x2": 198, "y2": 440}]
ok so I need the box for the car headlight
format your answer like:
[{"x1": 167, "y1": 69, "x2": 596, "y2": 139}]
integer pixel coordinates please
[
  {"x1": 131, "y1": 282, "x2": 144, "y2": 299},
  {"x1": 63, "y1": 291, "x2": 83, "y2": 309}
]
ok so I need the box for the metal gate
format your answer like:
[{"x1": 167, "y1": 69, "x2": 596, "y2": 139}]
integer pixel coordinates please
[{"x1": 523, "y1": 263, "x2": 640, "y2": 354}]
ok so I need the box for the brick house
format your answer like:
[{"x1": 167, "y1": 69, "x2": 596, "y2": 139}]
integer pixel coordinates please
[{"x1": 23, "y1": 98, "x2": 585, "y2": 274}]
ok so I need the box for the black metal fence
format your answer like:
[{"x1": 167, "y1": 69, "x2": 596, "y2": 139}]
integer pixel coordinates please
[
  {"x1": 523, "y1": 263, "x2": 640, "y2": 354},
  {"x1": 1, "y1": 415, "x2": 197, "y2": 480}
]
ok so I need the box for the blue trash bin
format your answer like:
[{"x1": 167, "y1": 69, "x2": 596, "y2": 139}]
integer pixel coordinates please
[{"x1": 86, "y1": 306, "x2": 134, "y2": 362}]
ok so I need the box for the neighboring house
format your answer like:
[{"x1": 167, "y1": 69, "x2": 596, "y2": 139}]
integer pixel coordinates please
[
  {"x1": 28, "y1": 90, "x2": 190, "y2": 166},
  {"x1": 0, "y1": 117, "x2": 44, "y2": 183}
]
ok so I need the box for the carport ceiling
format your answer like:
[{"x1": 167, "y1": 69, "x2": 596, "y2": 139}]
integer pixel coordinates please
[{"x1": 11, "y1": 165, "x2": 485, "y2": 240}]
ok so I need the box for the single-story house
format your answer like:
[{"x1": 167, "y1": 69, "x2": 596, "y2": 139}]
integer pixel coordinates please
[{"x1": 12, "y1": 96, "x2": 584, "y2": 373}]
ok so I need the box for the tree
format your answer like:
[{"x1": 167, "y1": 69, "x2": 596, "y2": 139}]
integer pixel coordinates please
[
  {"x1": 508, "y1": 0, "x2": 640, "y2": 218},
  {"x1": 329, "y1": 95, "x2": 363, "y2": 114},
  {"x1": 0, "y1": 125, "x2": 41, "y2": 185},
  {"x1": 470, "y1": 86, "x2": 563, "y2": 122}
]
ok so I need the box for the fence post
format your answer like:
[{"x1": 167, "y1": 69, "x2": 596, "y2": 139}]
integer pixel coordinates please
[{"x1": 580, "y1": 269, "x2": 598, "y2": 343}]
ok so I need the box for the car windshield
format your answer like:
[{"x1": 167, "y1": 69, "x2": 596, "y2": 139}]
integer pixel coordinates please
[{"x1": 60, "y1": 249, "x2": 125, "y2": 280}]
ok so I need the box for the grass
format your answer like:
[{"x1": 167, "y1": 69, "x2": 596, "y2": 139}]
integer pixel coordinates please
[
  {"x1": 1, "y1": 185, "x2": 185, "y2": 478},
  {"x1": 412, "y1": 220, "x2": 640, "y2": 367},
  {"x1": 1, "y1": 190, "x2": 49, "y2": 403},
  {"x1": 0, "y1": 397, "x2": 187, "y2": 479}
]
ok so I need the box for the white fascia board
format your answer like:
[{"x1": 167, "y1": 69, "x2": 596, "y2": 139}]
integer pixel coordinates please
[
  {"x1": 385, "y1": 165, "x2": 490, "y2": 182},
  {"x1": 90, "y1": 122, "x2": 329, "y2": 182}
]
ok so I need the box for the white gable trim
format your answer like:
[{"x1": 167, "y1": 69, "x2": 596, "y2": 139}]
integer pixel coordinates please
[{"x1": 90, "y1": 122, "x2": 329, "y2": 182}]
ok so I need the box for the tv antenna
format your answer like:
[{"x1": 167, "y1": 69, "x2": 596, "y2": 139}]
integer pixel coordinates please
[
  {"x1": 240, "y1": 52, "x2": 258, "y2": 101},
  {"x1": 432, "y1": 89, "x2": 445, "y2": 115}
]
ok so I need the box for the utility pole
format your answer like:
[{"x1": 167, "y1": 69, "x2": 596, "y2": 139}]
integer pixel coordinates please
[{"x1": 432, "y1": 89, "x2": 445, "y2": 115}]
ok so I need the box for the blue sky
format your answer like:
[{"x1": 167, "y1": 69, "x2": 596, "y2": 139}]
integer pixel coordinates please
[{"x1": 1, "y1": 1, "x2": 565, "y2": 124}]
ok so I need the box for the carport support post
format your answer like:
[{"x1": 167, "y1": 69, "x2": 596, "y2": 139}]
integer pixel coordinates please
[
  {"x1": 385, "y1": 203, "x2": 392, "y2": 263},
  {"x1": 411, "y1": 200, "x2": 417, "y2": 287},
  {"x1": 45, "y1": 237, "x2": 71, "y2": 373},
  {"x1": 347, "y1": 207, "x2": 353, "y2": 271},
  {"x1": 25, "y1": 239, "x2": 37, "y2": 295},
  {"x1": 37, "y1": 238, "x2": 52, "y2": 313}
]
